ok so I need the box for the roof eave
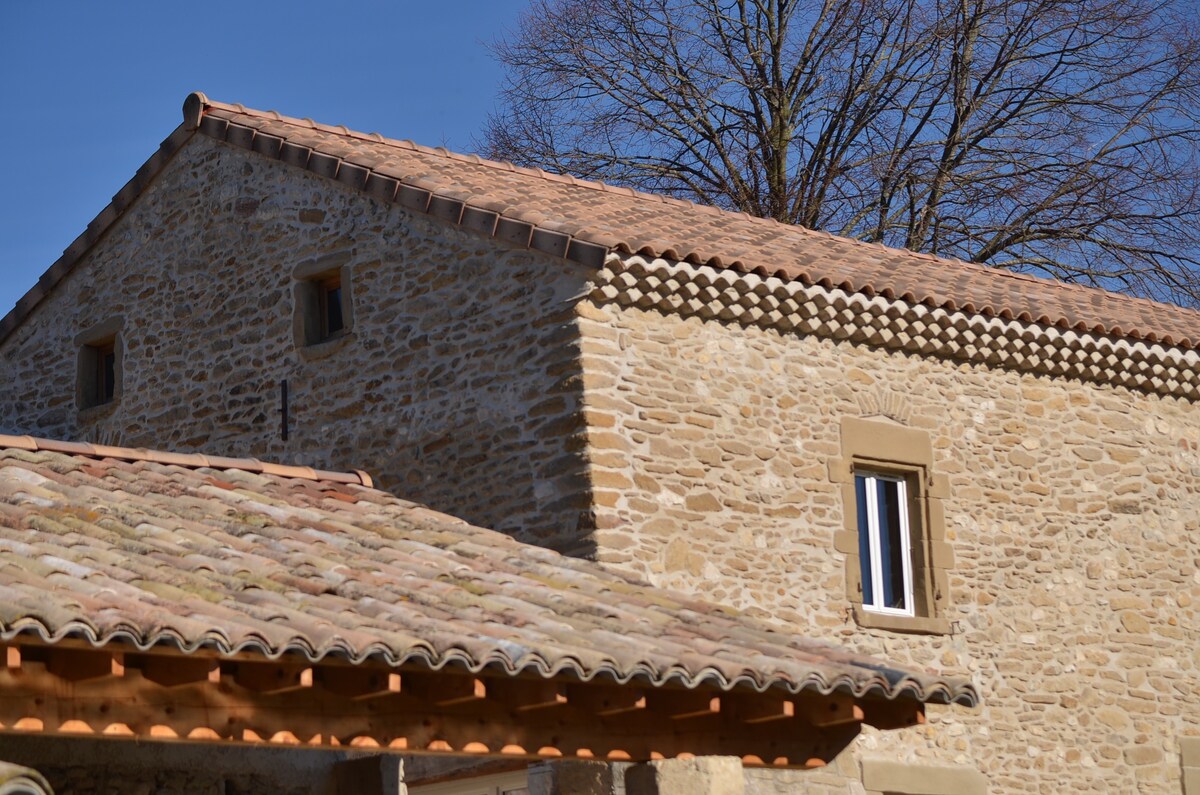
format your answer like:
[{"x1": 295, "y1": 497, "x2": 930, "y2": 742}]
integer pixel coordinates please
[{"x1": 0, "y1": 117, "x2": 199, "y2": 346}]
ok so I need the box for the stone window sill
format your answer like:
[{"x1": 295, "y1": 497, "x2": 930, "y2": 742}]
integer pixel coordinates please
[
  {"x1": 852, "y1": 605, "x2": 951, "y2": 635},
  {"x1": 298, "y1": 330, "x2": 356, "y2": 362},
  {"x1": 77, "y1": 400, "x2": 120, "y2": 423}
]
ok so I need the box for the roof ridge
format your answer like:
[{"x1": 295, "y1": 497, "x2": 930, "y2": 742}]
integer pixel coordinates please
[
  {"x1": 0, "y1": 434, "x2": 373, "y2": 487},
  {"x1": 193, "y1": 94, "x2": 1200, "y2": 325},
  {"x1": 197, "y1": 95, "x2": 760, "y2": 221}
]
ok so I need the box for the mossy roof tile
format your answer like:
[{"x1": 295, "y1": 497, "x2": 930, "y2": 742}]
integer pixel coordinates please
[{"x1": 0, "y1": 436, "x2": 977, "y2": 706}]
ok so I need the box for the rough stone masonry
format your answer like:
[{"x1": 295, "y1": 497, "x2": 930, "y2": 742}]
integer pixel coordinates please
[{"x1": 1, "y1": 127, "x2": 1197, "y2": 794}]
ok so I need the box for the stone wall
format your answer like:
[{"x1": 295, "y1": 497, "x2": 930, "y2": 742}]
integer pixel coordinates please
[
  {"x1": 0, "y1": 135, "x2": 593, "y2": 551},
  {"x1": 0, "y1": 736, "x2": 396, "y2": 795},
  {"x1": 576, "y1": 288, "x2": 1200, "y2": 794}
]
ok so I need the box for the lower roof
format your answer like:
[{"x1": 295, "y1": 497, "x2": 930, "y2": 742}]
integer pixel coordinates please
[{"x1": 0, "y1": 435, "x2": 975, "y2": 707}]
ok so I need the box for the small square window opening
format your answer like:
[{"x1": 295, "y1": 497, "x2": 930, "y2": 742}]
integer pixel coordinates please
[{"x1": 856, "y1": 472, "x2": 914, "y2": 616}]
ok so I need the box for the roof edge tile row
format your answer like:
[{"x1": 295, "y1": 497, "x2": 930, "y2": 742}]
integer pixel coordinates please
[
  {"x1": 0, "y1": 438, "x2": 979, "y2": 708},
  {"x1": 0, "y1": 434, "x2": 372, "y2": 487},
  {"x1": 0, "y1": 612, "x2": 976, "y2": 707}
]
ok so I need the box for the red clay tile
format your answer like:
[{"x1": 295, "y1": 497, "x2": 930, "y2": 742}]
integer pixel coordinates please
[{"x1": 0, "y1": 436, "x2": 977, "y2": 707}]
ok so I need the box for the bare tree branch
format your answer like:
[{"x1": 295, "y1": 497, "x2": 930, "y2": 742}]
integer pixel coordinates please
[{"x1": 483, "y1": 0, "x2": 1200, "y2": 307}]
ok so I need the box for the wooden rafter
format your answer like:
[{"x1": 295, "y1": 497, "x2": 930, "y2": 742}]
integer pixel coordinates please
[{"x1": 0, "y1": 643, "x2": 923, "y2": 769}]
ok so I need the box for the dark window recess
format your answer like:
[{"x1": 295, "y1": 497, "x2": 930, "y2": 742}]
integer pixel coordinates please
[
  {"x1": 80, "y1": 337, "x2": 118, "y2": 409},
  {"x1": 299, "y1": 270, "x2": 350, "y2": 347},
  {"x1": 99, "y1": 344, "x2": 116, "y2": 403},
  {"x1": 321, "y1": 278, "x2": 344, "y2": 337}
]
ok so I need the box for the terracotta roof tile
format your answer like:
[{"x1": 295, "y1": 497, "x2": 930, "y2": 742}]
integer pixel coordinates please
[
  {"x1": 5, "y1": 91, "x2": 1197, "y2": 350},
  {"x1": 0, "y1": 436, "x2": 976, "y2": 706},
  {"x1": 189, "y1": 93, "x2": 1198, "y2": 347}
]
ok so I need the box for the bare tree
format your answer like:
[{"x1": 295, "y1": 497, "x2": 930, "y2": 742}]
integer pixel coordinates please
[{"x1": 485, "y1": 0, "x2": 1200, "y2": 306}]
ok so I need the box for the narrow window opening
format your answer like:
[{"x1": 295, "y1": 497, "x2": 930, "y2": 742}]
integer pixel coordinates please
[
  {"x1": 319, "y1": 276, "x2": 344, "y2": 339},
  {"x1": 856, "y1": 472, "x2": 914, "y2": 616},
  {"x1": 98, "y1": 343, "x2": 116, "y2": 404},
  {"x1": 79, "y1": 335, "x2": 119, "y2": 410}
]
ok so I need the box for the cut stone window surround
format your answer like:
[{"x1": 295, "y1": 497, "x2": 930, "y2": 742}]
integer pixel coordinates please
[
  {"x1": 75, "y1": 316, "x2": 125, "y2": 414},
  {"x1": 1183, "y1": 736, "x2": 1200, "y2": 795},
  {"x1": 831, "y1": 416, "x2": 953, "y2": 635},
  {"x1": 861, "y1": 759, "x2": 987, "y2": 794},
  {"x1": 293, "y1": 251, "x2": 356, "y2": 359}
]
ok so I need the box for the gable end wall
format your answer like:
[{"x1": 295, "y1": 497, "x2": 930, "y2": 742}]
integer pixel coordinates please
[{"x1": 0, "y1": 135, "x2": 595, "y2": 551}]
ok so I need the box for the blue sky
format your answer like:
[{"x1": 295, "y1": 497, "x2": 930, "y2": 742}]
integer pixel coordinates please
[{"x1": 0, "y1": 1, "x2": 525, "y2": 316}]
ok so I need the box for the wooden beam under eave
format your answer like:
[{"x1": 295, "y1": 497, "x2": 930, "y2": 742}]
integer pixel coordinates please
[
  {"x1": 130, "y1": 654, "x2": 219, "y2": 688},
  {"x1": 43, "y1": 647, "x2": 124, "y2": 682},
  {"x1": 232, "y1": 661, "x2": 314, "y2": 694},
  {"x1": 316, "y1": 666, "x2": 401, "y2": 700},
  {"x1": 796, "y1": 691, "x2": 862, "y2": 728},
  {"x1": 566, "y1": 683, "x2": 645, "y2": 716},
  {"x1": 488, "y1": 678, "x2": 568, "y2": 712},
  {"x1": 402, "y1": 672, "x2": 487, "y2": 706},
  {"x1": 858, "y1": 696, "x2": 925, "y2": 730},
  {"x1": 733, "y1": 694, "x2": 796, "y2": 724},
  {"x1": 644, "y1": 689, "x2": 720, "y2": 720},
  {"x1": 0, "y1": 658, "x2": 871, "y2": 768}
]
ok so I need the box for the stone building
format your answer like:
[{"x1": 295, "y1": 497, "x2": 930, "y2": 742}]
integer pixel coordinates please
[
  {"x1": 1, "y1": 92, "x2": 1198, "y2": 793},
  {"x1": 0, "y1": 434, "x2": 964, "y2": 794}
]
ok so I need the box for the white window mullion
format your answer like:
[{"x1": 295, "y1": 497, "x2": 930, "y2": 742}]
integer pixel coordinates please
[
  {"x1": 896, "y1": 478, "x2": 914, "y2": 616},
  {"x1": 865, "y1": 475, "x2": 884, "y2": 610}
]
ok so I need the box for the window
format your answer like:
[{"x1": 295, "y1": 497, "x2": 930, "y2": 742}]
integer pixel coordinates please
[
  {"x1": 832, "y1": 416, "x2": 953, "y2": 634},
  {"x1": 301, "y1": 270, "x2": 349, "y2": 345},
  {"x1": 75, "y1": 318, "x2": 124, "y2": 412},
  {"x1": 856, "y1": 472, "x2": 914, "y2": 616},
  {"x1": 293, "y1": 254, "x2": 355, "y2": 354},
  {"x1": 318, "y1": 274, "x2": 345, "y2": 339}
]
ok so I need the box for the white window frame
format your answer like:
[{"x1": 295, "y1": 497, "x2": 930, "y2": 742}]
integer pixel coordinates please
[{"x1": 858, "y1": 472, "x2": 915, "y2": 617}]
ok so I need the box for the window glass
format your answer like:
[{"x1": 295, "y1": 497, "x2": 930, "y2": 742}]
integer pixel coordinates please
[
  {"x1": 101, "y1": 347, "x2": 116, "y2": 403},
  {"x1": 877, "y1": 478, "x2": 906, "y2": 610},
  {"x1": 856, "y1": 473, "x2": 913, "y2": 615},
  {"x1": 324, "y1": 282, "x2": 344, "y2": 336}
]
